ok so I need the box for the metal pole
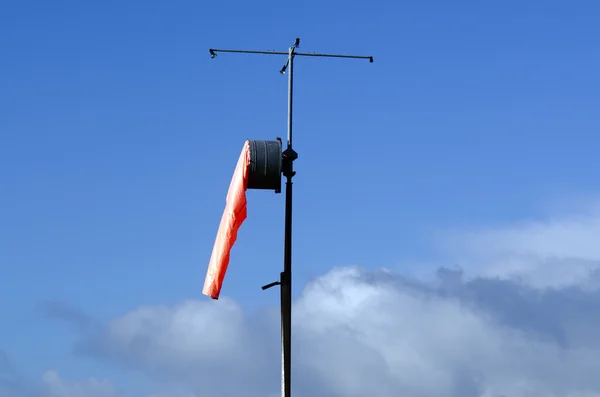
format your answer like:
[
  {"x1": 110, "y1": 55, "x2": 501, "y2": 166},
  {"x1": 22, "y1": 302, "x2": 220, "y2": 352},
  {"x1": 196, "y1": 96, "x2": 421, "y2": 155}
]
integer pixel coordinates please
[
  {"x1": 210, "y1": 39, "x2": 372, "y2": 397},
  {"x1": 280, "y1": 43, "x2": 296, "y2": 397},
  {"x1": 287, "y1": 45, "x2": 295, "y2": 148}
]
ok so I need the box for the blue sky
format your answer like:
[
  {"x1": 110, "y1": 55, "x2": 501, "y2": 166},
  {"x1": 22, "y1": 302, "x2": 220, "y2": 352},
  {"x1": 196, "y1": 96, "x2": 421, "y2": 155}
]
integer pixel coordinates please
[{"x1": 2, "y1": 0, "x2": 600, "y2": 396}]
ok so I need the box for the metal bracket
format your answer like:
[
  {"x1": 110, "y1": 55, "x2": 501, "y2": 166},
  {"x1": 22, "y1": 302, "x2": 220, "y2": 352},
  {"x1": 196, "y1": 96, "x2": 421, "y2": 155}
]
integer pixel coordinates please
[
  {"x1": 281, "y1": 148, "x2": 298, "y2": 178},
  {"x1": 262, "y1": 280, "x2": 281, "y2": 290}
]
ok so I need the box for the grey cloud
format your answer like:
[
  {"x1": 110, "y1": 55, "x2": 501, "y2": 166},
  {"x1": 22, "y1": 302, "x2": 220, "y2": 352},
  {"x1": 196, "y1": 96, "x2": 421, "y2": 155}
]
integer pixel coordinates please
[
  {"x1": 0, "y1": 351, "x2": 33, "y2": 397},
  {"x1": 39, "y1": 300, "x2": 92, "y2": 332},
  {"x1": 0, "y1": 351, "x2": 17, "y2": 382},
  {"x1": 453, "y1": 271, "x2": 600, "y2": 349},
  {"x1": 41, "y1": 371, "x2": 132, "y2": 397},
  {"x1": 0, "y1": 351, "x2": 135, "y2": 397}
]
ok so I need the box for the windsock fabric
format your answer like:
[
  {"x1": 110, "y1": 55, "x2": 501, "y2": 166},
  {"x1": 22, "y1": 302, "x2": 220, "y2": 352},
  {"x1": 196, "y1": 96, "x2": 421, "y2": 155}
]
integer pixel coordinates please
[{"x1": 202, "y1": 141, "x2": 251, "y2": 299}]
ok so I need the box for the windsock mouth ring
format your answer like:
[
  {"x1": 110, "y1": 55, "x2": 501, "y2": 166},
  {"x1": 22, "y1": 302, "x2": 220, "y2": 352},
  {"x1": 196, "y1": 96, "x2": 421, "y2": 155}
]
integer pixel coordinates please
[{"x1": 247, "y1": 139, "x2": 282, "y2": 192}]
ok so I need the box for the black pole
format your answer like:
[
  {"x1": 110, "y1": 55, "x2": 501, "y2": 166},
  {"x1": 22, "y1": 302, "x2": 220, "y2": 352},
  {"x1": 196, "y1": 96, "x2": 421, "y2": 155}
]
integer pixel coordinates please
[
  {"x1": 210, "y1": 39, "x2": 371, "y2": 397},
  {"x1": 280, "y1": 175, "x2": 293, "y2": 397}
]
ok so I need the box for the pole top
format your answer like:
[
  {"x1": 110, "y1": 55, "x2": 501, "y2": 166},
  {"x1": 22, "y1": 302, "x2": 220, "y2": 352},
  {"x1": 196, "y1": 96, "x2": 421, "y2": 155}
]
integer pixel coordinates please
[{"x1": 208, "y1": 40, "x2": 373, "y2": 63}]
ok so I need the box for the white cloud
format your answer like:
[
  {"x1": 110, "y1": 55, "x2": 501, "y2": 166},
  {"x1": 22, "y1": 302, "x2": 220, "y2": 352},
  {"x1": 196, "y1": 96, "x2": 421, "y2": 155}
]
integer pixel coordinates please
[
  {"x1": 73, "y1": 264, "x2": 600, "y2": 397},
  {"x1": 41, "y1": 371, "x2": 129, "y2": 397},
  {"x1": 13, "y1": 198, "x2": 600, "y2": 396},
  {"x1": 434, "y1": 202, "x2": 600, "y2": 288},
  {"x1": 0, "y1": 365, "x2": 133, "y2": 397}
]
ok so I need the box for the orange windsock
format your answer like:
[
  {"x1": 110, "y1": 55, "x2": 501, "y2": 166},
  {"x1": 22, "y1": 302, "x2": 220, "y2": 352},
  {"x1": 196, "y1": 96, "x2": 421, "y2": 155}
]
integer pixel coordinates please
[{"x1": 202, "y1": 141, "x2": 251, "y2": 299}]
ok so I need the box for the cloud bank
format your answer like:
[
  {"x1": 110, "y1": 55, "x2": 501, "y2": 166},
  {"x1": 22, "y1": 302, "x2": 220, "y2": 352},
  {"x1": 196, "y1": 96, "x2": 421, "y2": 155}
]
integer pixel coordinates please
[
  {"x1": 7, "y1": 200, "x2": 600, "y2": 396},
  {"x1": 435, "y1": 201, "x2": 600, "y2": 288},
  {"x1": 74, "y1": 266, "x2": 600, "y2": 397},
  {"x1": 0, "y1": 366, "x2": 131, "y2": 397}
]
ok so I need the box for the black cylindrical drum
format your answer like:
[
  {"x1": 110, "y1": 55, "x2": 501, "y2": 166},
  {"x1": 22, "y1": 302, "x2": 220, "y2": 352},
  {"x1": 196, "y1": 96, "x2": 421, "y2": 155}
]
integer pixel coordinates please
[{"x1": 247, "y1": 139, "x2": 282, "y2": 192}]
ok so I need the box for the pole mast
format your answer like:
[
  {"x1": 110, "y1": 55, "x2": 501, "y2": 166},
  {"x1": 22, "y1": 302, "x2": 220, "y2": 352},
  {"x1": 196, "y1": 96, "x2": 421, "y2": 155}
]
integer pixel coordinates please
[{"x1": 210, "y1": 38, "x2": 373, "y2": 397}]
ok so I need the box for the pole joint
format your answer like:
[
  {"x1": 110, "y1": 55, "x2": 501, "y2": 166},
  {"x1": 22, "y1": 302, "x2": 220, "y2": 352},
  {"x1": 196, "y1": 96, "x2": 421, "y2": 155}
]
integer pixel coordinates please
[
  {"x1": 281, "y1": 148, "x2": 298, "y2": 179},
  {"x1": 262, "y1": 271, "x2": 289, "y2": 291}
]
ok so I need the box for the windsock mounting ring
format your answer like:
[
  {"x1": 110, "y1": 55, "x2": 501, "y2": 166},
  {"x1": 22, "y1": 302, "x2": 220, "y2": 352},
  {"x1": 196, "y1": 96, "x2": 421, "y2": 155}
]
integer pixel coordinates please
[{"x1": 247, "y1": 139, "x2": 282, "y2": 193}]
